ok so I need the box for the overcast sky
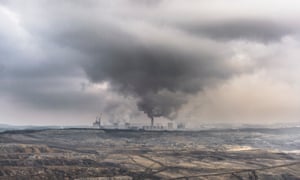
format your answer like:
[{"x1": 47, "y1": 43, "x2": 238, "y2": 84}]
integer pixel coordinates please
[{"x1": 1, "y1": 0, "x2": 300, "y2": 126}]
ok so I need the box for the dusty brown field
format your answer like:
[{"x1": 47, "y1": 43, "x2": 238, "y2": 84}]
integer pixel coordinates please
[{"x1": 0, "y1": 128, "x2": 299, "y2": 179}]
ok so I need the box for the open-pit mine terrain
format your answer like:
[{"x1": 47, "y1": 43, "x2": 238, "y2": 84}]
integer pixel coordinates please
[{"x1": 0, "y1": 128, "x2": 300, "y2": 179}]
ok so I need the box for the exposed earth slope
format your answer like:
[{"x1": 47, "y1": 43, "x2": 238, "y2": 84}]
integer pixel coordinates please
[{"x1": 0, "y1": 128, "x2": 299, "y2": 179}]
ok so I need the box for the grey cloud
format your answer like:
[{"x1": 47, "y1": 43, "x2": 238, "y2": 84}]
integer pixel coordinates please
[
  {"x1": 128, "y1": 0, "x2": 162, "y2": 6},
  {"x1": 181, "y1": 19, "x2": 292, "y2": 42},
  {"x1": 53, "y1": 23, "x2": 235, "y2": 120},
  {"x1": 0, "y1": 0, "x2": 243, "y2": 121},
  {"x1": 0, "y1": 56, "x2": 142, "y2": 123},
  {"x1": 42, "y1": 10, "x2": 235, "y2": 119},
  {"x1": 0, "y1": 63, "x2": 4, "y2": 73},
  {"x1": 1, "y1": 63, "x2": 80, "y2": 80},
  {"x1": 1, "y1": 0, "x2": 299, "y2": 125}
]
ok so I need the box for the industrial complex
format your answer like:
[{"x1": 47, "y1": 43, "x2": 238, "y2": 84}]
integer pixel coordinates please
[{"x1": 92, "y1": 114, "x2": 185, "y2": 130}]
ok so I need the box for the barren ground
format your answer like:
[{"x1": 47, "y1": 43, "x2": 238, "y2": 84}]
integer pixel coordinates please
[{"x1": 0, "y1": 128, "x2": 299, "y2": 179}]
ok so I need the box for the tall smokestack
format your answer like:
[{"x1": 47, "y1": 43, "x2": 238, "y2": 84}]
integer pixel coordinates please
[{"x1": 151, "y1": 116, "x2": 154, "y2": 128}]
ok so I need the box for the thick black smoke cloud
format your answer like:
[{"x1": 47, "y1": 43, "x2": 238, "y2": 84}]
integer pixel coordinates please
[
  {"x1": 24, "y1": 0, "x2": 236, "y2": 120},
  {"x1": 15, "y1": 0, "x2": 287, "y2": 120},
  {"x1": 77, "y1": 29, "x2": 233, "y2": 119},
  {"x1": 46, "y1": 19, "x2": 233, "y2": 120}
]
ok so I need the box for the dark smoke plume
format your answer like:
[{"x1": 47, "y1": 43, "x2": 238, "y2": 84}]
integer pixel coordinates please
[
  {"x1": 15, "y1": 0, "x2": 242, "y2": 120},
  {"x1": 78, "y1": 31, "x2": 233, "y2": 120}
]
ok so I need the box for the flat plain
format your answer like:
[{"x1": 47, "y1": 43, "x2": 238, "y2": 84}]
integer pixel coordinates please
[{"x1": 0, "y1": 128, "x2": 299, "y2": 179}]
